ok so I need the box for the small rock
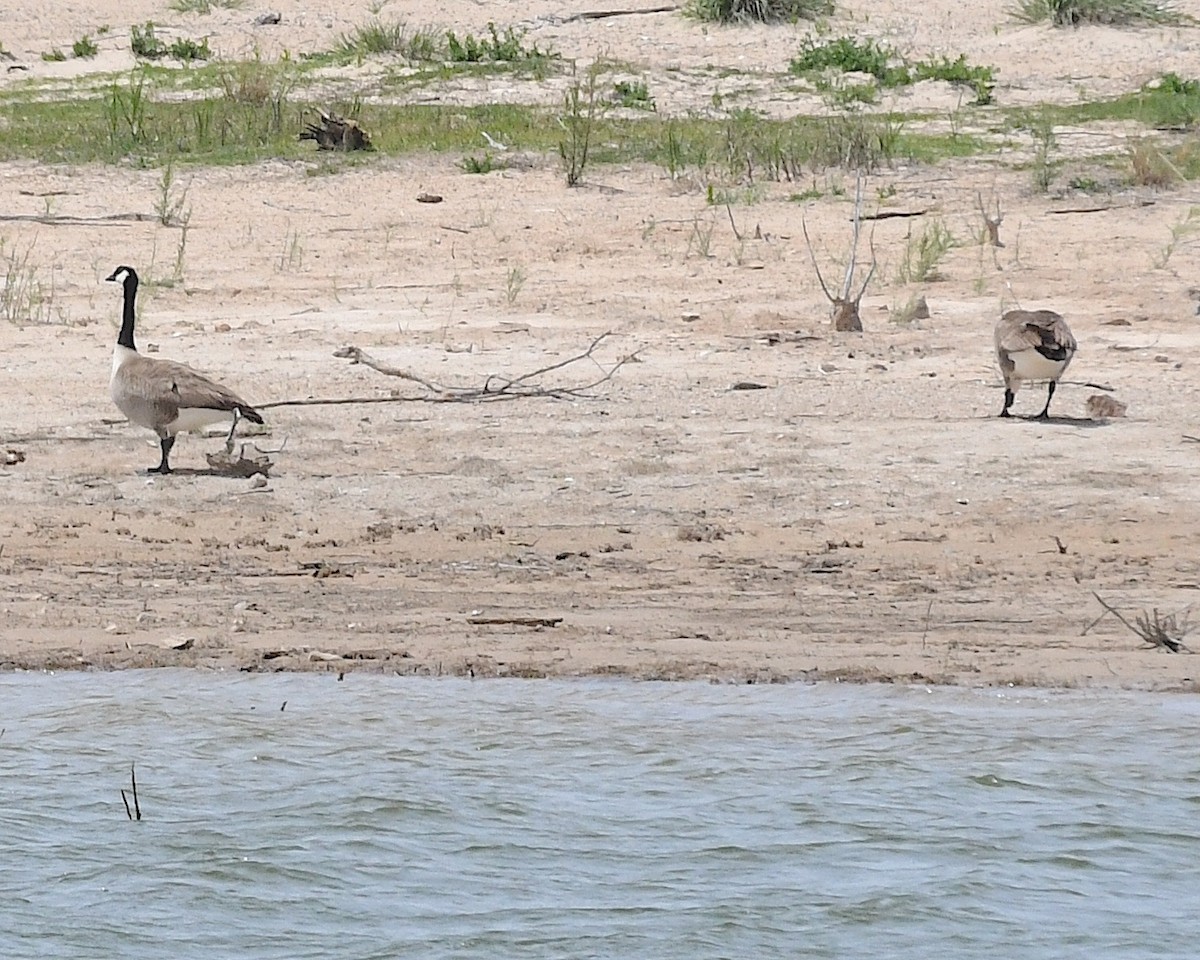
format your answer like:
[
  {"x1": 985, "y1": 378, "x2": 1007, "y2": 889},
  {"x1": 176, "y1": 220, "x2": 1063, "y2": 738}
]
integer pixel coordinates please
[
  {"x1": 1086, "y1": 395, "x2": 1128, "y2": 419},
  {"x1": 254, "y1": 12, "x2": 282, "y2": 25},
  {"x1": 416, "y1": 192, "x2": 443, "y2": 204}
]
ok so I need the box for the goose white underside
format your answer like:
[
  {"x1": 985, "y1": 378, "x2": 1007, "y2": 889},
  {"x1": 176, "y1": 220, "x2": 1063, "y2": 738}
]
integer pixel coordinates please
[
  {"x1": 1007, "y1": 348, "x2": 1069, "y2": 385},
  {"x1": 167, "y1": 407, "x2": 237, "y2": 435}
]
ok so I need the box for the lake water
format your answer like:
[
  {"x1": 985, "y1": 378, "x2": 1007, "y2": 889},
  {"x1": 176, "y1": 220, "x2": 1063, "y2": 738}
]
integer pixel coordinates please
[{"x1": 1, "y1": 672, "x2": 1197, "y2": 959}]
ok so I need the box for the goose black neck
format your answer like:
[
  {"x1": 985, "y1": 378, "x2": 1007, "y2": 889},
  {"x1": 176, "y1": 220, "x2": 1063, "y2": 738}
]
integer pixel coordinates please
[{"x1": 116, "y1": 273, "x2": 139, "y2": 351}]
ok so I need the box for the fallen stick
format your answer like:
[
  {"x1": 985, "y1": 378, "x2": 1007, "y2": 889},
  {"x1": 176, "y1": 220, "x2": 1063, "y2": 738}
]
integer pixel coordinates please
[
  {"x1": 561, "y1": 5, "x2": 678, "y2": 22},
  {"x1": 467, "y1": 616, "x2": 563, "y2": 628}
]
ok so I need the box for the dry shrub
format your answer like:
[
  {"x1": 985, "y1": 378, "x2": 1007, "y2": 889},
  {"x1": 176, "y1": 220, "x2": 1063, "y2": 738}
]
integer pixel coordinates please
[{"x1": 1130, "y1": 139, "x2": 1180, "y2": 187}]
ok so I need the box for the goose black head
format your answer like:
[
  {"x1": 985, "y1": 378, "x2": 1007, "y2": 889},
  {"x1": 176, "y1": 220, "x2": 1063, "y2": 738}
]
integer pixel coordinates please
[{"x1": 105, "y1": 266, "x2": 139, "y2": 285}]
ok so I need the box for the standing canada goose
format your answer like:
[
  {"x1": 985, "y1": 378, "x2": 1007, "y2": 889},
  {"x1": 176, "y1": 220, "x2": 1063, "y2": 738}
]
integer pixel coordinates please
[
  {"x1": 994, "y1": 309, "x2": 1077, "y2": 419},
  {"x1": 106, "y1": 265, "x2": 264, "y2": 474}
]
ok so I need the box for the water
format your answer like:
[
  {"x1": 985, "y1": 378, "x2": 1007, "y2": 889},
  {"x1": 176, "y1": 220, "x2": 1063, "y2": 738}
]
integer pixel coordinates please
[{"x1": 1, "y1": 672, "x2": 1198, "y2": 960}]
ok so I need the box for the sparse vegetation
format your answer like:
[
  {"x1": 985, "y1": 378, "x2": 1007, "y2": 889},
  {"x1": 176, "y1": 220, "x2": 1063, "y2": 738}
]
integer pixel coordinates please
[
  {"x1": 790, "y1": 36, "x2": 996, "y2": 105},
  {"x1": 1153, "y1": 205, "x2": 1200, "y2": 268},
  {"x1": 0, "y1": 240, "x2": 54, "y2": 325},
  {"x1": 896, "y1": 219, "x2": 955, "y2": 283},
  {"x1": 170, "y1": 0, "x2": 243, "y2": 12},
  {"x1": 1009, "y1": 0, "x2": 1192, "y2": 26},
  {"x1": 684, "y1": 0, "x2": 833, "y2": 23},
  {"x1": 560, "y1": 66, "x2": 604, "y2": 187},
  {"x1": 40, "y1": 49, "x2": 66, "y2": 63},
  {"x1": 447, "y1": 23, "x2": 552, "y2": 64},
  {"x1": 460, "y1": 152, "x2": 505, "y2": 173}
]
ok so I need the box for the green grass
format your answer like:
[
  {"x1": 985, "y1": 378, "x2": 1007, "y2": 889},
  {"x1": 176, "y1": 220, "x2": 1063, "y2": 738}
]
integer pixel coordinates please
[
  {"x1": 1014, "y1": 74, "x2": 1200, "y2": 129},
  {"x1": 15, "y1": 55, "x2": 1200, "y2": 183},
  {"x1": 683, "y1": 0, "x2": 833, "y2": 23},
  {"x1": 1009, "y1": 0, "x2": 1192, "y2": 25},
  {"x1": 790, "y1": 37, "x2": 996, "y2": 104},
  {"x1": 40, "y1": 49, "x2": 67, "y2": 63}
]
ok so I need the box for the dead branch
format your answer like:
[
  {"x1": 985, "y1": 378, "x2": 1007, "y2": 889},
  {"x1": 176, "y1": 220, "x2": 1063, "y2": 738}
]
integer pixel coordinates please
[
  {"x1": 861, "y1": 209, "x2": 930, "y2": 221},
  {"x1": 323, "y1": 332, "x2": 637, "y2": 404},
  {"x1": 975, "y1": 190, "x2": 1004, "y2": 247},
  {"x1": 561, "y1": 5, "x2": 678, "y2": 22},
  {"x1": 299, "y1": 111, "x2": 373, "y2": 151},
  {"x1": 802, "y1": 171, "x2": 875, "y2": 332},
  {"x1": 467, "y1": 615, "x2": 563, "y2": 627},
  {"x1": 1087, "y1": 591, "x2": 1192, "y2": 653}
]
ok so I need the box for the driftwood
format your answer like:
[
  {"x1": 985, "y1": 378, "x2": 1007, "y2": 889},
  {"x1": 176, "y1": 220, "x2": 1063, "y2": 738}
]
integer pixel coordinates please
[
  {"x1": 467, "y1": 615, "x2": 563, "y2": 627},
  {"x1": 561, "y1": 5, "x2": 678, "y2": 22},
  {"x1": 299, "y1": 111, "x2": 373, "y2": 152},
  {"x1": 313, "y1": 332, "x2": 636, "y2": 404},
  {"x1": 1085, "y1": 591, "x2": 1192, "y2": 653},
  {"x1": 802, "y1": 171, "x2": 876, "y2": 332}
]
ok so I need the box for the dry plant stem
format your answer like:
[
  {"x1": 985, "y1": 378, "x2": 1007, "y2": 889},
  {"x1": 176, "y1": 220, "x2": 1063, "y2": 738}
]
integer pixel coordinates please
[
  {"x1": 322, "y1": 333, "x2": 638, "y2": 404},
  {"x1": 1086, "y1": 591, "x2": 1191, "y2": 653},
  {"x1": 121, "y1": 763, "x2": 142, "y2": 821},
  {"x1": 976, "y1": 190, "x2": 1004, "y2": 247}
]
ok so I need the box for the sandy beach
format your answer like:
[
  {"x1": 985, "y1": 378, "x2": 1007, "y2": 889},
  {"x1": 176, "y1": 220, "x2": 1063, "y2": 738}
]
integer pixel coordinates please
[{"x1": 1, "y1": 0, "x2": 1199, "y2": 688}]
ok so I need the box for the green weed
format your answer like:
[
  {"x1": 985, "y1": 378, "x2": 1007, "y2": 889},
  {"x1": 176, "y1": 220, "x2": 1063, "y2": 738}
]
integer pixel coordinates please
[
  {"x1": 40, "y1": 49, "x2": 66, "y2": 63},
  {"x1": 614, "y1": 80, "x2": 655, "y2": 111},
  {"x1": 896, "y1": 219, "x2": 955, "y2": 283},
  {"x1": 130, "y1": 22, "x2": 168, "y2": 59},
  {"x1": 72, "y1": 35, "x2": 99, "y2": 59}
]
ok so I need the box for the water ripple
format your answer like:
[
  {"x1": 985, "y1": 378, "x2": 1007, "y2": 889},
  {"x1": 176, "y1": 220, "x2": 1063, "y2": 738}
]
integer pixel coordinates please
[{"x1": 1, "y1": 674, "x2": 1197, "y2": 959}]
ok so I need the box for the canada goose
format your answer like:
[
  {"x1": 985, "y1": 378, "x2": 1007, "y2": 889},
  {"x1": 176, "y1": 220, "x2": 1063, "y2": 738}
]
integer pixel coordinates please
[
  {"x1": 994, "y1": 309, "x2": 1077, "y2": 419},
  {"x1": 106, "y1": 266, "x2": 264, "y2": 474}
]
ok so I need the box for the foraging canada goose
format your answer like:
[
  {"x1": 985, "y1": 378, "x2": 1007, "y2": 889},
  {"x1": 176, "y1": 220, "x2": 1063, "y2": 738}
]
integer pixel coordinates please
[
  {"x1": 994, "y1": 309, "x2": 1077, "y2": 419},
  {"x1": 106, "y1": 266, "x2": 264, "y2": 474}
]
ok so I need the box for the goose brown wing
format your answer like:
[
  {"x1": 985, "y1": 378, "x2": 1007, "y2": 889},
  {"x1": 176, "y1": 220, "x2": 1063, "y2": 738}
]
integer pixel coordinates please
[
  {"x1": 997, "y1": 312, "x2": 1076, "y2": 361},
  {"x1": 160, "y1": 360, "x2": 256, "y2": 413}
]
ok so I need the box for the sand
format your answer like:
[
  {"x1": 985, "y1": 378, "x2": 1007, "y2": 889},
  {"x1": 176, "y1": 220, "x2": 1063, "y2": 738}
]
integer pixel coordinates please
[{"x1": 2, "y1": 1, "x2": 1199, "y2": 689}]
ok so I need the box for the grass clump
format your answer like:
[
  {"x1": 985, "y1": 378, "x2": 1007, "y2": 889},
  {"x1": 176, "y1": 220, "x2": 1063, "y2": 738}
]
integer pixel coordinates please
[
  {"x1": 72, "y1": 35, "x2": 99, "y2": 59},
  {"x1": 613, "y1": 80, "x2": 655, "y2": 111},
  {"x1": 684, "y1": 0, "x2": 833, "y2": 23},
  {"x1": 40, "y1": 49, "x2": 67, "y2": 63},
  {"x1": 337, "y1": 18, "x2": 413, "y2": 56},
  {"x1": 169, "y1": 36, "x2": 212, "y2": 63},
  {"x1": 130, "y1": 23, "x2": 168, "y2": 59},
  {"x1": 1009, "y1": 0, "x2": 1192, "y2": 25}
]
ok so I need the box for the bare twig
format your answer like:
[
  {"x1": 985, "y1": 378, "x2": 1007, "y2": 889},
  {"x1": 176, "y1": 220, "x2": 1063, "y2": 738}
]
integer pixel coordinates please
[
  {"x1": 467, "y1": 616, "x2": 563, "y2": 627},
  {"x1": 325, "y1": 332, "x2": 637, "y2": 404}
]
